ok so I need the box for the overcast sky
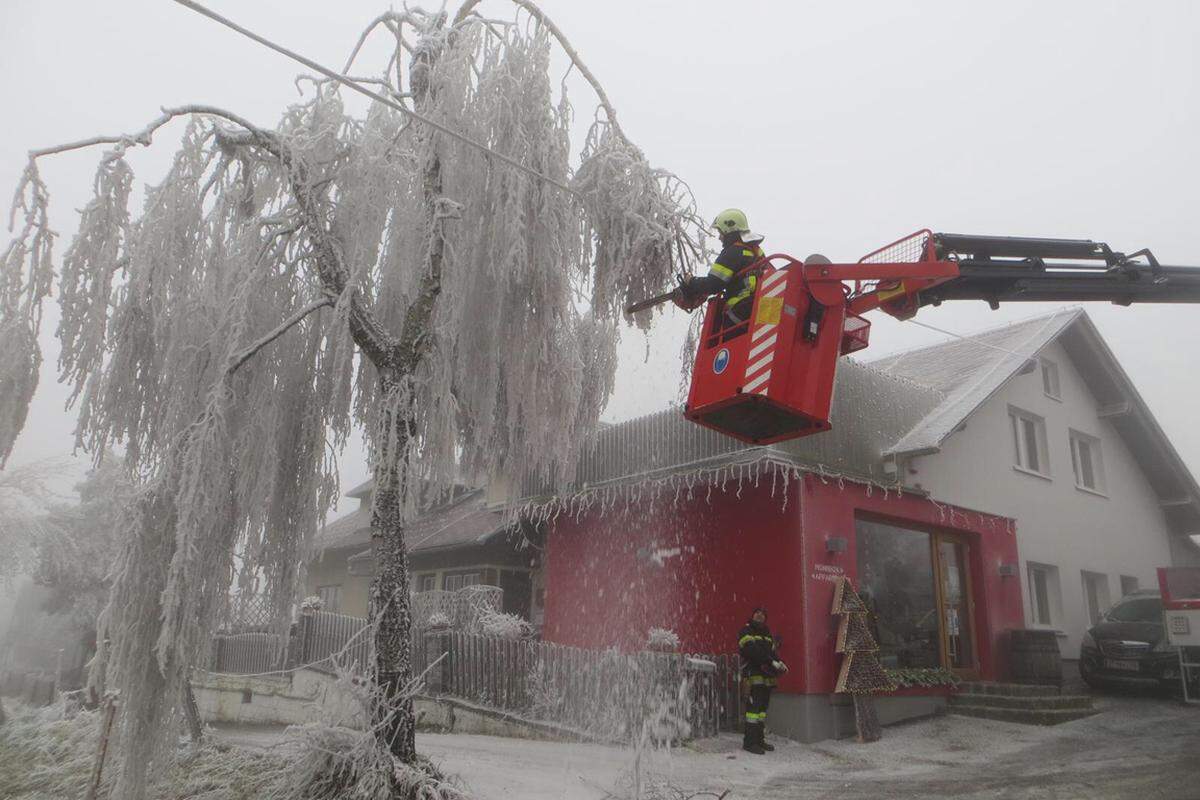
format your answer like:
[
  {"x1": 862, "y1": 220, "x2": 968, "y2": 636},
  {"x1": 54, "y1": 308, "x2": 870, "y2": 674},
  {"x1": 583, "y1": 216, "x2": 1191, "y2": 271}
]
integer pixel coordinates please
[{"x1": 2, "y1": 0, "x2": 1198, "y2": 518}]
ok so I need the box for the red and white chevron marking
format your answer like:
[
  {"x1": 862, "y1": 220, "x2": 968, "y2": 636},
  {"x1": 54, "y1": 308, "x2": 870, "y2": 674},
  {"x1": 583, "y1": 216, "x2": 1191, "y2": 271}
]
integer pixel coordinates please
[{"x1": 742, "y1": 269, "x2": 788, "y2": 395}]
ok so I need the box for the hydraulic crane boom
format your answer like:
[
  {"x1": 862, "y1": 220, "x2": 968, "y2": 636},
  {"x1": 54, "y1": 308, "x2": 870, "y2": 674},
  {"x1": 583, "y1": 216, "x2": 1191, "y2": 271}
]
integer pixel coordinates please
[
  {"x1": 841, "y1": 230, "x2": 1200, "y2": 321},
  {"x1": 923, "y1": 233, "x2": 1200, "y2": 307},
  {"x1": 653, "y1": 229, "x2": 1200, "y2": 445}
]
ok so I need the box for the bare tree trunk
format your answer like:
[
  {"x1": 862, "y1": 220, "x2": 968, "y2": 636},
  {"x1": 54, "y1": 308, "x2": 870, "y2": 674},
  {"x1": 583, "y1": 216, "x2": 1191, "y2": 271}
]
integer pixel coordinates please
[
  {"x1": 369, "y1": 370, "x2": 417, "y2": 763},
  {"x1": 182, "y1": 679, "x2": 203, "y2": 743},
  {"x1": 367, "y1": 32, "x2": 447, "y2": 758}
]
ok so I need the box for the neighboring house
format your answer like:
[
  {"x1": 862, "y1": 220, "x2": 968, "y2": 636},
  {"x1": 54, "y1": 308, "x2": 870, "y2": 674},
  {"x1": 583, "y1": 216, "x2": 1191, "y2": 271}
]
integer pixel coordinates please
[
  {"x1": 872, "y1": 308, "x2": 1200, "y2": 657},
  {"x1": 534, "y1": 308, "x2": 1200, "y2": 742},
  {"x1": 306, "y1": 480, "x2": 539, "y2": 623}
]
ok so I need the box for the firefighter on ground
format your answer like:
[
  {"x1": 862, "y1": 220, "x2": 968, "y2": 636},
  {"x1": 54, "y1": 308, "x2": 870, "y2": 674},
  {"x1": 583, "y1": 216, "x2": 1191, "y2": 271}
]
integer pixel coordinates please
[
  {"x1": 738, "y1": 606, "x2": 787, "y2": 755},
  {"x1": 681, "y1": 208, "x2": 766, "y2": 324}
]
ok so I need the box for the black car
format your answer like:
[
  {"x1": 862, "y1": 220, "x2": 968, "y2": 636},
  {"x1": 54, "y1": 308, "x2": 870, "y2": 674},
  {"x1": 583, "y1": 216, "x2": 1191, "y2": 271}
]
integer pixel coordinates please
[{"x1": 1079, "y1": 590, "x2": 1196, "y2": 691}]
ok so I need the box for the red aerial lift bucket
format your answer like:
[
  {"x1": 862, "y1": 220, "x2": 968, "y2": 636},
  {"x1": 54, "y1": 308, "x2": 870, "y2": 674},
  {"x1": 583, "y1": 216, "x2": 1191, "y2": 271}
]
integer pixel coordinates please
[{"x1": 684, "y1": 257, "x2": 855, "y2": 444}]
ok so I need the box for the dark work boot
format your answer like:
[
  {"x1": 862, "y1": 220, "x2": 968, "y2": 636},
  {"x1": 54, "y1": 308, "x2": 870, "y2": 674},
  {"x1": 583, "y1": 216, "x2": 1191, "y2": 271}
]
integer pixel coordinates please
[
  {"x1": 742, "y1": 723, "x2": 766, "y2": 754},
  {"x1": 761, "y1": 738, "x2": 775, "y2": 752}
]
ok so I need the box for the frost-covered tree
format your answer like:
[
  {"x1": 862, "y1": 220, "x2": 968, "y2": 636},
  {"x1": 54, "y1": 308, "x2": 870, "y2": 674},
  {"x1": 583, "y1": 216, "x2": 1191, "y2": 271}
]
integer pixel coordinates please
[
  {"x1": 32, "y1": 462, "x2": 131, "y2": 624},
  {"x1": 0, "y1": 459, "x2": 66, "y2": 584},
  {"x1": 0, "y1": 2, "x2": 700, "y2": 797}
]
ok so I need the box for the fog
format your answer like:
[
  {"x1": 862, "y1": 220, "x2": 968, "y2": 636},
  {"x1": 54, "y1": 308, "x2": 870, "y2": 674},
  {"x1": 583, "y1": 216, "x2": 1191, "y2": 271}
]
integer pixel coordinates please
[{"x1": 2, "y1": 0, "x2": 1197, "y2": 509}]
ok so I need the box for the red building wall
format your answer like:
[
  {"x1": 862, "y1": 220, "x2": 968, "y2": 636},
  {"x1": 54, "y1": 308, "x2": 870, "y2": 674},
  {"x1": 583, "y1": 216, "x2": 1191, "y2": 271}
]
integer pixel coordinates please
[
  {"x1": 798, "y1": 476, "x2": 1022, "y2": 691},
  {"x1": 542, "y1": 470, "x2": 1023, "y2": 694},
  {"x1": 543, "y1": 480, "x2": 807, "y2": 691}
]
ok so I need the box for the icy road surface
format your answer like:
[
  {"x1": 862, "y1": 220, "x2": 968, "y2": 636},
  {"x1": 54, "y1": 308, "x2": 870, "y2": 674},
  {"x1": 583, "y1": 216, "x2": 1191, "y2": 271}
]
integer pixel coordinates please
[{"x1": 213, "y1": 691, "x2": 1199, "y2": 799}]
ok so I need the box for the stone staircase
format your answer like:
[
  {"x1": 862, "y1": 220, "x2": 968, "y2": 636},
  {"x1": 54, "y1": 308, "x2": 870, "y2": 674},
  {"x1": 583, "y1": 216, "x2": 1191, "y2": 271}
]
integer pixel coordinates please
[{"x1": 948, "y1": 681, "x2": 1097, "y2": 725}]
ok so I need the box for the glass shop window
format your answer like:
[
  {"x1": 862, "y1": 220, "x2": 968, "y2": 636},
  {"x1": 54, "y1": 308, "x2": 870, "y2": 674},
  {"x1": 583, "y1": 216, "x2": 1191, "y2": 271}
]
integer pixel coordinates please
[{"x1": 855, "y1": 519, "x2": 940, "y2": 669}]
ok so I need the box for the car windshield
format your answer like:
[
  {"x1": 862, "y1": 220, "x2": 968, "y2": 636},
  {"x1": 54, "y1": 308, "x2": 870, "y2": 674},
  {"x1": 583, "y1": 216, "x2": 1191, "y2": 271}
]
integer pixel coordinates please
[{"x1": 1104, "y1": 597, "x2": 1163, "y2": 623}]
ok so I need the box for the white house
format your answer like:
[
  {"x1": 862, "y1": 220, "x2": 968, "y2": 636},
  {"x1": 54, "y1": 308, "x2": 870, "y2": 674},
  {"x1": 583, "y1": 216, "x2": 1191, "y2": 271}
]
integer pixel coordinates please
[{"x1": 873, "y1": 308, "x2": 1200, "y2": 658}]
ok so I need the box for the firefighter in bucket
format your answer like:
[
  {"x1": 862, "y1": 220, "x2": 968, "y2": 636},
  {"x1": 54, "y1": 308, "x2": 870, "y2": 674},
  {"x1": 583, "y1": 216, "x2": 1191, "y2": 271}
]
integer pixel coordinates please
[
  {"x1": 738, "y1": 606, "x2": 787, "y2": 754},
  {"x1": 679, "y1": 208, "x2": 766, "y2": 326}
]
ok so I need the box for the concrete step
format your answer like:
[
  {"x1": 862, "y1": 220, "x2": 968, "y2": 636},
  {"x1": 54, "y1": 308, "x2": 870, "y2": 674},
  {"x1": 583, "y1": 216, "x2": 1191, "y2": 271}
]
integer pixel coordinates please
[
  {"x1": 956, "y1": 681, "x2": 1061, "y2": 697},
  {"x1": 949, "y1": 692, "x2": 1092, "y2": 711},
  {"x1": 948, "y1": 704, "x2": 1099, "y2": 726}
]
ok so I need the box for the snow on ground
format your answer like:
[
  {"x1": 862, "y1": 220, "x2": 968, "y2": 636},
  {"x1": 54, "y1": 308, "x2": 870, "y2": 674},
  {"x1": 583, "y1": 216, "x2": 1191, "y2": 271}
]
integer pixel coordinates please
[{"x1": 211, "y1": 691, "x2": 1200, "y2": 800}]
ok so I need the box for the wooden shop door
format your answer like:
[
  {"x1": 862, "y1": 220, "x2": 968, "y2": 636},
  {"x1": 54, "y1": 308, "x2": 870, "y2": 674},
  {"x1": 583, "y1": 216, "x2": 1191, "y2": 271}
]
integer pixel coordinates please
[{"x1": 932, "y1": 533, "x2": 979, "y2": 679}]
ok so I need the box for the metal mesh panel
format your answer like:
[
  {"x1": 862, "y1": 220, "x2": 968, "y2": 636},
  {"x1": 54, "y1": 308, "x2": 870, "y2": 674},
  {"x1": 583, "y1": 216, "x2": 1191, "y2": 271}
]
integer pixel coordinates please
[
  {"x1": 852, "y1": 230, "x2": 935, "y2": 298},
  {"x1": 859, "y1": 230, "x2": 933, "y2": 264},
  {"x1": 217, "y1": 592, "x2": 276, "y2": 632},
  {"x1": 411, "y1": 585, "x2": 504, "y2": 630}
]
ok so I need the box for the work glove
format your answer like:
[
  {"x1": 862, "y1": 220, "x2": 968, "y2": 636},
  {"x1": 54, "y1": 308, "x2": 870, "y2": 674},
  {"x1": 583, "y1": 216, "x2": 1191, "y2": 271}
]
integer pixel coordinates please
[
  {"x1": 772, "y1": 660, "x2": 788, "y2": 673},
  {"x1": 672, "y1": 277, "x2": 707, "y2": 312}
]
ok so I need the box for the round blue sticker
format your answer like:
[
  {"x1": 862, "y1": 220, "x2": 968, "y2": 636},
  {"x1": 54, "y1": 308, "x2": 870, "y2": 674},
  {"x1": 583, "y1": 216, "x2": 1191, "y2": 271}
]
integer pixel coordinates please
[{"x1": 713, "y1": 348, "x2": 730, "y2": 374}]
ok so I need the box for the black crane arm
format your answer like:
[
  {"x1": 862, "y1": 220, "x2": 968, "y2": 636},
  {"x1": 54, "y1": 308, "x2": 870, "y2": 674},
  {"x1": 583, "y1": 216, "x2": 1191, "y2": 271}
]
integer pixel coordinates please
[{"x1": 920, "y1": 233, "x2": 1200, "y2": 308}]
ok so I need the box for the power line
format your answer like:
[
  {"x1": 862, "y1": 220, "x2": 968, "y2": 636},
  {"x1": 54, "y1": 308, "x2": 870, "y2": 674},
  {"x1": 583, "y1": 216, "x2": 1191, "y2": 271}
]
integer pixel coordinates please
[
  {"x1": 901, "y1": 316, "x2": 1056, "y2": 360},
  {"x1": 172, "y1": 0, "x2": 579, "y2": 196}
]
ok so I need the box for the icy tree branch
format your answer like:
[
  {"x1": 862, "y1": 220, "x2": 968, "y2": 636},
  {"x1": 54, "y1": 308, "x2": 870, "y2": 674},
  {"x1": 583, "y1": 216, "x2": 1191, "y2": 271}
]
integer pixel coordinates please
[
  {"x1": 453, "y1": 0, "x2": 629, "y2": 143},
  {"x1": 226, "y1": 296, "x2": 336, "y2": 375}
]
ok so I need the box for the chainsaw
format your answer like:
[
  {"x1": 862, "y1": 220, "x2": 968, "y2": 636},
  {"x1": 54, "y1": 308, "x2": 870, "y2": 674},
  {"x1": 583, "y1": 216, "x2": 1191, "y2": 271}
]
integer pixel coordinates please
[{"x1": 624, "y1": 274, "x2": 708, "y2": 316}]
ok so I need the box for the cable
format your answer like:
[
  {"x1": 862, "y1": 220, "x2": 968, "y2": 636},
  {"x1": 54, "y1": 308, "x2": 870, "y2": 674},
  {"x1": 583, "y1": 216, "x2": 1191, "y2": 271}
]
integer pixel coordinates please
[
  {"x1": 172, "y1": 0, "x2": 578, "y2": 196},
  {"x1": 901, "y1": 317, "x2": 1049, "y2": 360}
]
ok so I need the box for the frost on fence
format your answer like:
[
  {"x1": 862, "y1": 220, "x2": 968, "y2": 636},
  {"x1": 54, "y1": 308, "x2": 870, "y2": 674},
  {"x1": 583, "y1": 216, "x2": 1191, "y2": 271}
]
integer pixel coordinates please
[
  {"x1": 526, "y1": 646, "x2": 692, "y2": 744},
  {"x1": 646, "y1": 627, "x2": 680, "y2": 651},
  {"x1": 411, "y1": 584, "x2": 503, "y2": 630}
]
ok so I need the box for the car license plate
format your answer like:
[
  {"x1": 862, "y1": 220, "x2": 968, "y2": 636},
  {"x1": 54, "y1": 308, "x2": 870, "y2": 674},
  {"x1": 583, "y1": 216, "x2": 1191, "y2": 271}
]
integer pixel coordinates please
[{"x1": 1105, "y1": 659, "x2": 1140, "y2": 672}]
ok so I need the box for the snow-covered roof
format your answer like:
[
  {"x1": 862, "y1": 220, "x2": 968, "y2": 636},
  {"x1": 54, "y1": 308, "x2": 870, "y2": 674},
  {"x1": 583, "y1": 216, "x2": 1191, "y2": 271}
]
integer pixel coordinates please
[
  {"x1": 871, "y1": 309, "x2": 1079, "y2": 457},
  {"x1": 312, "y1": 489, "x2": 509, "y2": 556},
  {"x1": 557, "y1": 358, "x2": 942, "y2": 493}
]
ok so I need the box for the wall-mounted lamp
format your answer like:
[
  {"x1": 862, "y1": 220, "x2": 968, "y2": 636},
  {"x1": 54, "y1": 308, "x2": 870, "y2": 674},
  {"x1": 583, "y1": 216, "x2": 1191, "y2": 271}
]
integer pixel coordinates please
[
  {"x1": 825, "y1": 537, "x2": 848, "y2": 554},
  {"x1": 998, "y1": 563, "x2": 1018, "y2": 577}
]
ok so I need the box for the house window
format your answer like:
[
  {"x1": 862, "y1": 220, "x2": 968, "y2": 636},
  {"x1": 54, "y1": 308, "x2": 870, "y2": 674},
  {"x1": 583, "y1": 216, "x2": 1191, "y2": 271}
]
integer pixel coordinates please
[
  {"x1": 1027, "y1": 562, "x2": 1061, "y2": 627},
  {"x1": 1041, "y1": 359, "x2": 1061, "y2": 400},
  {"x1": 855, "y1": 519, "x2": 940, "y2": 669},
  {"x1": 316, "y1": 584, "x2": 341, "y2": 614},
  {"x1": 1009, "y1": 407, "x2": 1050, "y2": 476},
  {"x1": 443, "y1": 572, "x2": 481, "y2": 592},
  {"x1": 416, "y1": 574, "x2": 438, "y2": 593},
  {"x1": 1120, "y1": 575, "x2": 1139, "y2": 597},
  {"x1": 1069, "y1": 430, "x2": 1106, "y2": 493},
  {"x1": 1082, "y1": 571, "x2": 1110, "y2": 626}
]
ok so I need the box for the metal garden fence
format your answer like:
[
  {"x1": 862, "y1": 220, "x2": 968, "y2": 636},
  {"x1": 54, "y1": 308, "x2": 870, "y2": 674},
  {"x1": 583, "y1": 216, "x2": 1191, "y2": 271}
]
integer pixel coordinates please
[
  {"x1": 420, "y1": 631, "x2": 742, "y2": 740},
  {"x1": 207, "y1": 608, "x2": 743, "y2": 741}
]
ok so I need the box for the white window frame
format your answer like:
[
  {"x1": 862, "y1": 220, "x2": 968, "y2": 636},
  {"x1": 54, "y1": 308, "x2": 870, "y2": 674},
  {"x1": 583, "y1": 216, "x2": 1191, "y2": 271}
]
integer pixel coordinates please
[
  {"x1": 1069, "y1": 429, "x2": 1106, "y2": 494},
  {"x1": 1027, "y1": 562, "x2": 1062, "y2": 628},
  {"x1": 416, "y1": 573, "x2": 438, "y2": 593},
  {"x1": 1081, "y1": 571, "x2": 1111, "y2": 626},
  {"x1": 1040, "y1": 359, "x2": 1061, "y2": 400},
  {"x1": 1009, "y1": 407, "x2": 1051, "y2": 477},
  {"x1": 443, "y1": 572, "x2": 482, "y2": 592}
]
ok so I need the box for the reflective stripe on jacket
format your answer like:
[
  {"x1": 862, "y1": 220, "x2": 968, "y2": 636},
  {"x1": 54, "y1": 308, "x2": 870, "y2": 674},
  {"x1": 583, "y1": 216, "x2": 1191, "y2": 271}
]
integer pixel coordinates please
[
  {"x1": 738, "y1": 620, "x2": 779, "y2": 685},
  {"x1": 708, "y1": 242, "x2": 764, "y2": 307}
]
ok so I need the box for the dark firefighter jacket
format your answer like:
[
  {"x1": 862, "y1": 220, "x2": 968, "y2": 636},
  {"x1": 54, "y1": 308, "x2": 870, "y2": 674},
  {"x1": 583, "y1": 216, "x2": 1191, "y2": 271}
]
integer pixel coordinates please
[
  {"x1": 688, "y1": 239, "x2": 765, "y2": 319},
  {"x1": 738, "y1": 620, "x2": 779, "y2": 687}
]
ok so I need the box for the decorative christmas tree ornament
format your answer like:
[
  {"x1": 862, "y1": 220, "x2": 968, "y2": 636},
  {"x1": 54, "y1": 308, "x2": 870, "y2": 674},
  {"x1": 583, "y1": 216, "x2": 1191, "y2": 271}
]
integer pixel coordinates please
[{"x1": 831, "y1": 576, "x2": 896, "y2": 742}]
